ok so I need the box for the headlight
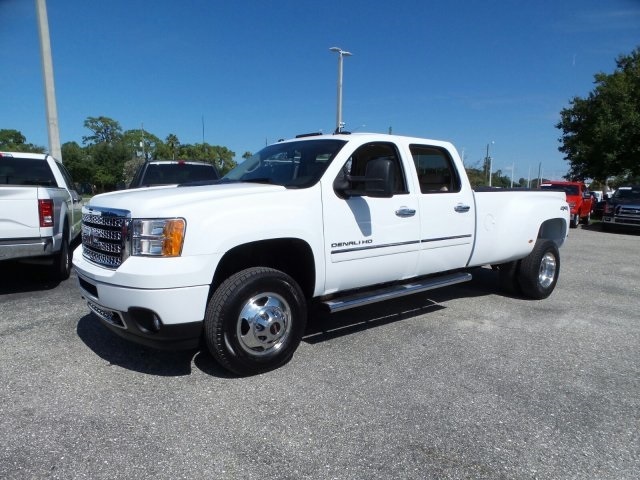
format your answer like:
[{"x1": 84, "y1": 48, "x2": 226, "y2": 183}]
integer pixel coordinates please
[
  {"x1": 604, "y1": 204, "x2": 613, "y2": 214},
  {"x1": 131, "y1": 218, "x2": 186, "y2": 257},
  {"x1": 568, "y1": 202, "x2": 576, "y2": 208}
]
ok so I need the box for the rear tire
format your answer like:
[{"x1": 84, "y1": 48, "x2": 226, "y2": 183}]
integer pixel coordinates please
[
  {"x1": 570, "y1": 214, "x2": 579, "y2": 228},
  {"x1": 50, "y1": 230, "x2": 71, "y2": 281},
  {"x1": 204, "y1": 267, "x2": 307, "y2": 376},
  {"x1": 517, "y1": 239, "x2": 560, "y2": 299},
  {"x1": 582, "y1": 211, "x2": 591, "y2": 226}
]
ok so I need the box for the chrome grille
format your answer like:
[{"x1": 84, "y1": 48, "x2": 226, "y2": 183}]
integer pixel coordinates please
[
  {"x1": 81, "y1": 207, "x2": 131, "y2": 268},
  {"x1": 615, "y1": 204, "x2": 640, "y2": 225},
  {"x1": 618, "y1": 205, "x2": 640, "y2": 217},
  {"x1": 88, "y1": 301, "x2": 126, "y2": 329}
]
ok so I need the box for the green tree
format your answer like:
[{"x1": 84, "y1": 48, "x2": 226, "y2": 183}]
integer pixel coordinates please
[
  {"x1": 61, "y1": 141, "x2": 94, "y2": 184},
  {"x1": 82, "y1": 116, "x2": 123, "y2": 145},
  {"x1": 209, "y1": 145, "x2": 236, "y2": 174},
  {"x1": 165, "y1": 134, "x2": 180, "y2": 160},
  {"x1": 557, "y1": 47, "x2": 640, "y2": 182},
  {"x1": 80, "y1": 116, "x2": 131, "y2": 191},
  {"x1": 122, "y1": 157, "x2": 145, "y2": 187},
  {"x1": 0, "y1": 129, "x2": 45, "y2": 153},
  {"x1": 86, "y1": 142, "x2": 129, "y2": 192},
  {"x1": 464, "y1": 166, "x2": 486, "y2": 188},
  {"x1": 177, "y1": 143, "x2": 236, "y2": 174},
  {"x1": 122, "y1": 129, "x2": 163, "y2": 160}
]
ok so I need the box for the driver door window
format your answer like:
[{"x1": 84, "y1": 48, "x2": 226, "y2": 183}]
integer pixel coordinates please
[{"x1": 340, "y1": 142, "x2": 408, "y2": 195}]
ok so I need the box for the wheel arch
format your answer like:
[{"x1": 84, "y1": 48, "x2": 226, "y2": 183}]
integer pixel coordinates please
[
  {"x1": 538, "y1": 217, "x2": 568, "y2": 248},
  {"x1": 211, "y1": 238, "x2": 316, "y2": 299}
]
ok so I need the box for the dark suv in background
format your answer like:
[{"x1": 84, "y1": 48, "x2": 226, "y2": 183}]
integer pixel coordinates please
[
  {"x1": 602, "y1": 185, "x2": 640, "y2": 232},
  {"x1": 129, "y1": 160, "x2": 219, "y2": 188}
]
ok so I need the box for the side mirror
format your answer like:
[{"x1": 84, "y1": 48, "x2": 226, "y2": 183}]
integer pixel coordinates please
[
  {"x1": 363, "y1": 157, "x2": 394, "y2": 198},
  {"x1": 333, "y1": 157, "x2": 395, "y2": 199}
]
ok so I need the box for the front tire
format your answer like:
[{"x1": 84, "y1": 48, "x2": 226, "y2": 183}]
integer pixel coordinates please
[
  {"x1": 517, "y1": 239, "x2": 560, "y2": 299},
  {"x1": 204, "y1": 267, "x2": 307, "y2": 375}
]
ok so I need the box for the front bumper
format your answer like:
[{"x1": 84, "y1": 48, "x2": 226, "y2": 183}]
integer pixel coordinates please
[
  {"x1": 602, "y1": 216, "x2": 640, "y2": 228},
  {"x1": 74, "y1": 259, "x2": 211, "y2": 350}
]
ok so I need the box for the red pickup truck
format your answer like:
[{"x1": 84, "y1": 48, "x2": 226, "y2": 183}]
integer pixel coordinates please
[{"x1": 540, "y1": 181, "x2": 593, "y2": 228}]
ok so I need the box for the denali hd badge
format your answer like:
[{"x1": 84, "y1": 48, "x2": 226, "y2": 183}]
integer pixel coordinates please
[{"x1": 331, "y1": 239, "x2": 373, "y2": 248}]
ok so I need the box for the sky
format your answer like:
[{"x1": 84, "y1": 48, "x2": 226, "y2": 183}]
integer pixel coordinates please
[{"x1": 1, "y1": 0, "x2": 639, "y2": 181}]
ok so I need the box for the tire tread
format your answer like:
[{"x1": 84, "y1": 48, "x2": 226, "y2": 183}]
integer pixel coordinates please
[
  {"x1": 517, "y1": 239, "x2": 560, "y2": 299},
  {"x1": 204, "y1": 267, "x2": 306, "y2": 375}
]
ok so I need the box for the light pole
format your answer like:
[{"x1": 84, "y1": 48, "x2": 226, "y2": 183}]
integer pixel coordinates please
[
  {"x1": 486, "y1": 141, "x2": 495, "y2": 186},
  {"x1": 329, "y1": 47, "x2": 352, "y2": 133},
  {"x1": 504, "y1": 163, "x2": 515, "y2": 188},
  {"x1": 36, "y1": 0, "x2": 62, "y2": 160}
]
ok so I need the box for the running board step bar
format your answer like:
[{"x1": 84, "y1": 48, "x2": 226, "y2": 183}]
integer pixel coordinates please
[{"x1": 321, "y1": 271, "x2": 473, "y2": 313}]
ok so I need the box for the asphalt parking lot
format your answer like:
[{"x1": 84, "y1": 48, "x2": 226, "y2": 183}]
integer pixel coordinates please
[{"x1": 0, "y1": 224, "x2": 638, "y2": 479}]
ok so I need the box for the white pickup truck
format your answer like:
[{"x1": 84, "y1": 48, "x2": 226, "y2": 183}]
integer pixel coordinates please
[
  {"x1": 1, "y1": 151, "x2": 83, "y2": 280},
  {"x1": 73, "y1": 133, "x2": 570, "y2": 374}
]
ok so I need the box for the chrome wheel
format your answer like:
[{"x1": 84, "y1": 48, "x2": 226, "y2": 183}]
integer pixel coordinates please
[
  {"x1": 538, "y1": 252, "x2": 557, "y2": 289},
  {"x1": 518, "y1": 239, "x2": 560, "y2": 299},
  {"x1": 234, "y1": 292, "x2": 292, "y2": 357},
  {"x1": 205, "y1": 267, "x2": 308, "y2": 375}
]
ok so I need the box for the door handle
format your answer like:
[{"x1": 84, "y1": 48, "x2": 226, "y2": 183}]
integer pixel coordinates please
[
  {"x1": 395, "y1": 207, "x2": 416, "y2": 217},
  {"x1": 454, "y1": 204, "x2": 471, "y2": 213}
]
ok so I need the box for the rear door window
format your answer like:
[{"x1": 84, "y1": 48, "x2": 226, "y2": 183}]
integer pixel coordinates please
[{"x1": 410, "y1": 145, "x2": 460, "y2": 193}]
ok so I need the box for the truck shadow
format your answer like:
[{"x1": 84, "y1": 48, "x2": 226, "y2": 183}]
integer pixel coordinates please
[
  {"x1": 0, "y1": 261, "x2": 62, "y2": 294},
  {"x1": 580, "y1": 221, "x2": 640, "y2": 235},
  {"x1": 76, "y1": 314, "x2": 235, "y2": 378},
  {"x1": 0, "y1": 238, "x2": 82, "y2": 294},
  {"x1": 304, "y1": 267, "x2": 499, "y2": 344}
]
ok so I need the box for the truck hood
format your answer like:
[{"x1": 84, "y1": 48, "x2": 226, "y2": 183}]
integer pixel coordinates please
[{"x1": 87, "y1": 182, "x2": 286, "y2": 216}]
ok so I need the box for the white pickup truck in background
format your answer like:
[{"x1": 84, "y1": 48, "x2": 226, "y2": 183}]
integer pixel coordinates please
[
  {"x1": 0, "y1": 151, "x2": 83, "y2": 280},
  {"x1": 73, "y1": 133, "x2": 570, "y2": 375}
]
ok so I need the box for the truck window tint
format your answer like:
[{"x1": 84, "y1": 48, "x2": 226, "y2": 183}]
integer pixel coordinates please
[
  {"x1": 0, "y1": 157, "x2": 56, "y2": 187},
  {"x1": 341, "y1": 142, "x2": 407, "y2": 194},
  {"x1": 540, "y1": 185, "x2": 579, "y2": 196},
  {"x1": 613, "y1": 187, "x2": 640, "y2": 200},
  {"x1": 410, "y1": 145, "x2": 460, "y2": 193},
  {"x1": 144, "y1": 163, "x2": 219, "y2": 185}
]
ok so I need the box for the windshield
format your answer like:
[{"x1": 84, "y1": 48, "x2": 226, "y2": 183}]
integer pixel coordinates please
[
  {"x1": 222, "y1": 139, "x2": 347, "y2": 188},
  {"x1": 540, "y1": 184, "x2": 579, "y2": 196},
  {"x1": 612, "y1": 187, "x2": 640, "y2": 200}
]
